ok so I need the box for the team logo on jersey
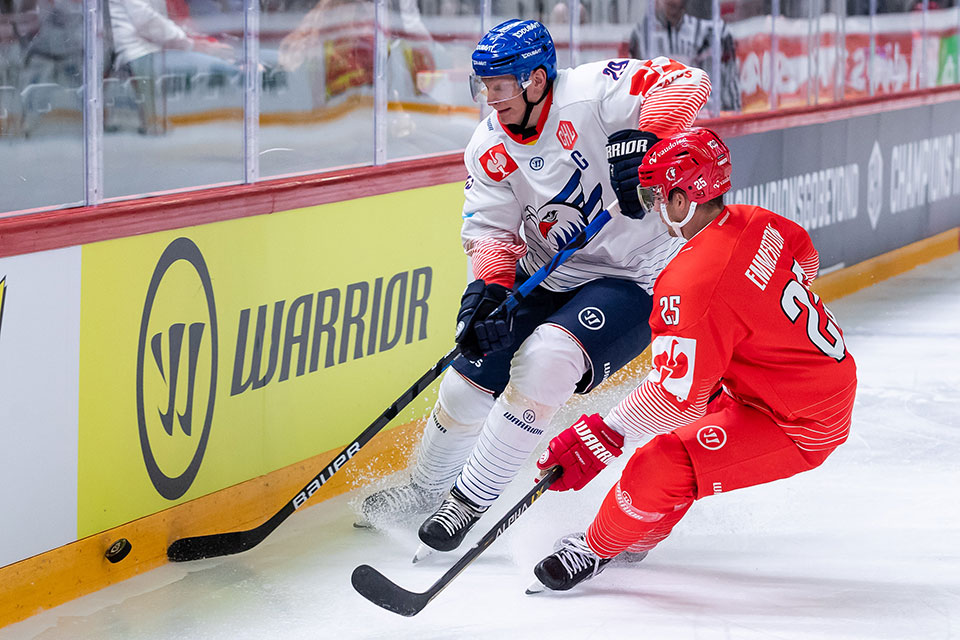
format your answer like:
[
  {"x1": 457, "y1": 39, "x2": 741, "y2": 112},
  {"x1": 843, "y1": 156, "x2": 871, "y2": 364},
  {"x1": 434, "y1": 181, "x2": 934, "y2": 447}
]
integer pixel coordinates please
[
  {"x1": 530, "y1": 157, "x2": 544, "y2": 171},
  {"x1": 696, "y1": 425, "x2": 727, "y2": 450},
  {"x1": 649, "y1": 335, "x2": 696, "y2": 403},
  {"x1": 523, "y1": 169, "x2": 604, "y2": 251},
  {"x1": 479, "y1": 143, "x2": 518, "y2": 182},
  {"x1": 557, "y1": 121, "x2": 578, "y2": 150},
  {"x1": 578, "y1": 307, "x2": 605, "y2": 330}
]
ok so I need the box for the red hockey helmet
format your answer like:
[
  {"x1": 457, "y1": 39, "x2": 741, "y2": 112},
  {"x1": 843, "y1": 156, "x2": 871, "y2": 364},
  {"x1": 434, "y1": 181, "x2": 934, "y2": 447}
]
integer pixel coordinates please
[{"x1": 636, "y1": 127, "x2": 732, "y2": 217}]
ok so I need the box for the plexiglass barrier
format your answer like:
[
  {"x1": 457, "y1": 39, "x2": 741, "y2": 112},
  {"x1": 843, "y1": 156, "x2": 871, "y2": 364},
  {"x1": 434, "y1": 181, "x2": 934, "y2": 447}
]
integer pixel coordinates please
[{"x1": 0, "y1": 0, "x2": 957, "y2": 215}]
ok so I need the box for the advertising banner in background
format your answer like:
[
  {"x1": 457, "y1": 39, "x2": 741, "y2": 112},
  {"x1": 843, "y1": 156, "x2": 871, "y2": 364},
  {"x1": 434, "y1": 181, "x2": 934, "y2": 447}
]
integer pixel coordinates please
[
  {"x1": 0, "y1": 247, "x2": 81, "y2": 567},
  {"x1": 734, "y1": 12, "x2": 960, "y2": 112},
  {"x1": 77, "y1": 183, "x2": 466, "y2": 536},
  {"x1": 727, "y1": 102, "x2": 960, "y2": 270}
]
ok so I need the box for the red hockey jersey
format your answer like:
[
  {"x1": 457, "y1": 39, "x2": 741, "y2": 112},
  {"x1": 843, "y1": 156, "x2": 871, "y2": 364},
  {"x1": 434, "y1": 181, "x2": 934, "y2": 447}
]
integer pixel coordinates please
[{"x1": 606, "y1": 205, "x2": 857, "y2": 452}]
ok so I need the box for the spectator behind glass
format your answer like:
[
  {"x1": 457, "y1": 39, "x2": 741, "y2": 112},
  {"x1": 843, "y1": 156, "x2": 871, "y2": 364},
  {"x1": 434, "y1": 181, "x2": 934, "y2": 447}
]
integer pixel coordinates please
[
  {"x1": 628, "y1": 0, "x2": 741, "y2": 112},
  {"x1": 109, "y1": 0, "x2": 236, "y2": 67},
  {"x1": 107, "y1": 0, "x2": 240, "y2": 133}
]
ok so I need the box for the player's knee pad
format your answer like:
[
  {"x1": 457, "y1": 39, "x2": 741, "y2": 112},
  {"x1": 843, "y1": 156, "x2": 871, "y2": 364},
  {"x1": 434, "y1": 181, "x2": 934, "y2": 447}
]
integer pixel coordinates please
[
  {"x1": 507, "y1": 323, "x2": 589, "y2": 409},
  {"x1": 618, "y1": 432, "x2": 697, "y2": 514},
  {"x1": 435, "y1": 369, "x2": 496, "y2": 432}
]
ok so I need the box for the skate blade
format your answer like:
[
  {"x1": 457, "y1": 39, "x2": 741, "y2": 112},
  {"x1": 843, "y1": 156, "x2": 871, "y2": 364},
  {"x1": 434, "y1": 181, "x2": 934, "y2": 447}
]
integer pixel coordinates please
[
  {"x1": 524, "y1": 579, "x2": 547, "y2": 595},
  {"x1": 412, "y1": 543, "x2": 436, "y2": 564},
  {"x1": 352, "y1": 520, "x2": 372, "y2": 529}
]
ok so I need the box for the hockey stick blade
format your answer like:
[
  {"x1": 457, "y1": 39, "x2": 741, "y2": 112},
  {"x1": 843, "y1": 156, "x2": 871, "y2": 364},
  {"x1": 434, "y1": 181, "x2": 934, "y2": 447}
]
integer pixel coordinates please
[
  {"x1": 168, "y1": 529, "x2": 264, "y2": 562},
  {"x1": 166, "y1": 347, "x2": 457, "y2": 562},
  {"x1": 352, "y1": 467, "x2": 562, "y2": 616},
  {"x1": 167, "y1": 204, "x2": 615, "y2": 562},
  {"x1": 351, "y1": 565, "x2": 430, "y2": 617}
]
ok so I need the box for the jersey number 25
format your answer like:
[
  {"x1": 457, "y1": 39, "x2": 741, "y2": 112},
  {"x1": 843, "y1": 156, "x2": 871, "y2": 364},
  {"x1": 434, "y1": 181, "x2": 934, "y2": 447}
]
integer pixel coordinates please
[{"x1": 780, "y1": 261, "x2": 846, "y2": 362}]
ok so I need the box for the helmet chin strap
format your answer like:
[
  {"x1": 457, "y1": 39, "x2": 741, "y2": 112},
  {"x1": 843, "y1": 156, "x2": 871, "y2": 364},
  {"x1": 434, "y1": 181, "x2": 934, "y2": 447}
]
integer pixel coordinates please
[
  {"x1": 660, "y1": 200, "x2": 698, "y2": 240},
  {"x1": 506, "y1": 79, "x2": 552, "y2": 139}
]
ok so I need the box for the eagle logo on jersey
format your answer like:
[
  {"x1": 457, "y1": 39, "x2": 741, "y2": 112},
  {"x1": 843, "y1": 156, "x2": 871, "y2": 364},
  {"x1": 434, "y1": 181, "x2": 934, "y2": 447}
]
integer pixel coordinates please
[
  {"x1": 523, "y1": 169, "x2": 603, "y2": 251},
  {"x1": 649, "y1": 335, "x2": 696, "y2": 403},
  {"x1": 478, "y1": 143, "x2": 518, "y2": 182}
]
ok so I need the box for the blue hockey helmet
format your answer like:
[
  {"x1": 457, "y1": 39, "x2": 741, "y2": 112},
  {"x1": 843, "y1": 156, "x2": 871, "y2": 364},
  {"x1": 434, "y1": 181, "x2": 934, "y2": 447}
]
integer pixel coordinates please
[{"x1": 470, "y1": 19, "x2": 557, "y2": 102}]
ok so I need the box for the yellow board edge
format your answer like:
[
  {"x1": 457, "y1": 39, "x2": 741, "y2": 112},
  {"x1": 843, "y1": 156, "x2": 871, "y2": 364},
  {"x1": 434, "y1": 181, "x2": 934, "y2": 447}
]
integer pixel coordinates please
[{"x1": 1, "y1": 226, "x2": 957, "y2": 630}]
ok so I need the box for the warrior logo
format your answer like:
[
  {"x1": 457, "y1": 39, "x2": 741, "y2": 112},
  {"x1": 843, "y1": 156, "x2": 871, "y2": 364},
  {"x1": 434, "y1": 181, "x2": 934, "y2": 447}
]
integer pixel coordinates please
[
  {"x1": 479, "y1": 143, "x2": 518, "y2": 182},
  {"x1": 578, "y1": 307, "x2": 605, "y2": 330},
  {"x1": 137, "y1": 238, "x2": 218, "y2": 500},
  {"x1": 524, "y1": 169, "x2": 604, "y2": 251},
  {"x1": 696, "y1": 425, "x2": 727, "y2": 450}
]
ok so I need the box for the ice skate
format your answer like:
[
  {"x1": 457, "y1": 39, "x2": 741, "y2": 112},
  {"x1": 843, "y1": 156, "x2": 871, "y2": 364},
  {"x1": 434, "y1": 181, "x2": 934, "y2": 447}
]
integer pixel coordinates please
[
  {"x1": 354, "y1": 482, "x2": 443, "y2": 529},
  {"x1": 547, "y1": 532, "x2": 648, "y2": 566},
  {"x1": 415, "y1": 487, "x2": 488, "y2": 555},
  {"x1": 527, "y1": 534, "x2": 611, "y2": 593}
]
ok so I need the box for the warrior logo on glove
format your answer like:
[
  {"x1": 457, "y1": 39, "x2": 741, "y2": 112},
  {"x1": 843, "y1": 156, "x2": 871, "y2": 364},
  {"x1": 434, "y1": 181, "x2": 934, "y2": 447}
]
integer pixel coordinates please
[
  {"x1": 537, "y1": 414, "x2": 625, "y2": 491},
  {"x1": 606, "y1": 129, "x2": 661, "y2": 220}
]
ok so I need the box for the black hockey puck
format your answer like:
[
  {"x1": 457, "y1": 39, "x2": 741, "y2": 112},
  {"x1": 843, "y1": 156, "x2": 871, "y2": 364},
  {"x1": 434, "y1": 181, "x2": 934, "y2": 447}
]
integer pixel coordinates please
[{"x1": 105, "y1": 538, "x2": 132, "y2": 563}]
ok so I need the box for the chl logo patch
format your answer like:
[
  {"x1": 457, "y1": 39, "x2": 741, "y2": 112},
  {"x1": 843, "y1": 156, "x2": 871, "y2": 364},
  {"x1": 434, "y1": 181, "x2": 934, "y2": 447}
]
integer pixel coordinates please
[
  {"x1": 696, "y1": 425, "x2": 727, "y2": 450},
  {"x1": 479, "y1": 143, "x2": 518, "y2": 182},
  {"x1": 578, "y1": 306, "x2": 605, "y2": 330},
  {"x1": 557, "y1": 121, "x2": 578, "y2": 150}
]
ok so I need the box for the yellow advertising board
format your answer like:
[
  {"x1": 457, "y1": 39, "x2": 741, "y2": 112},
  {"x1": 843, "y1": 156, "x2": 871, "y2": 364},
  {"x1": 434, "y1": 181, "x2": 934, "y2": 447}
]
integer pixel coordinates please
[{"x1": 78, "y1": 184, "x2": 466, "y2": 537}]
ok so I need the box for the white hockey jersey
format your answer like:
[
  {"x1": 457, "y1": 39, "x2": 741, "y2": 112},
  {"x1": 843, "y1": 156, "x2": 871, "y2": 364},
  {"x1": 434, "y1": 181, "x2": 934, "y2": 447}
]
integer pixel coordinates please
[{"x1": 461, "y1": 56, "x2": 711, "y2": 294}]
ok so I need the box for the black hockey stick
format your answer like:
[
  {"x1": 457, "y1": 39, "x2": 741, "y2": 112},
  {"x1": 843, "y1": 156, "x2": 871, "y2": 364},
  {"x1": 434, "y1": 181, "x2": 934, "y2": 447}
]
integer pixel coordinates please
[
  {"x1": 167, "y1": 204, "x2": 616, "y2": 562},
  {"x1": 351, "y1": 466, "x2": 562, "y2": 616}
]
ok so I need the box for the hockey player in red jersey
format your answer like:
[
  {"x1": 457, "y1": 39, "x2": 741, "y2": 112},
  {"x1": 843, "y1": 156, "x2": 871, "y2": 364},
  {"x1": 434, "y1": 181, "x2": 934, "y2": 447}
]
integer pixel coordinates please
[{"x1": 529, "y1": 127, "x2": 858, "y2": 592}]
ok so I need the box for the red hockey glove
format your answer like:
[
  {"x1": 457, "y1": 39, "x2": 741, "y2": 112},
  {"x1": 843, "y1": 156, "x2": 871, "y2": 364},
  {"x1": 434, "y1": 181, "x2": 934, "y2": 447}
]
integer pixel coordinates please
[{"x1": 536, "y1": 414, "x2": 625, "y2": 492}]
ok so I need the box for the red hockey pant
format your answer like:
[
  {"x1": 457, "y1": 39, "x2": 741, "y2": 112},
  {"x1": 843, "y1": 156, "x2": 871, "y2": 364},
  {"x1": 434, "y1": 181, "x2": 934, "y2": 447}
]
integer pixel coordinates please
[{"x1": 586, "y1": 394, "x2": 836, "y2": 558}]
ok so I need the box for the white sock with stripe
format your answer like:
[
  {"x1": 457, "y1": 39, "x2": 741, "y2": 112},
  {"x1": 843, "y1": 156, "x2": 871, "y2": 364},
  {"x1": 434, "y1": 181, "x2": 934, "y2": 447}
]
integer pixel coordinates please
[
  {"x1": 410, "y1": 371, "x2": 494, "y2": 495},
  {"x1": 454, "y1": 385, "x2": 559, "y2": 508}
]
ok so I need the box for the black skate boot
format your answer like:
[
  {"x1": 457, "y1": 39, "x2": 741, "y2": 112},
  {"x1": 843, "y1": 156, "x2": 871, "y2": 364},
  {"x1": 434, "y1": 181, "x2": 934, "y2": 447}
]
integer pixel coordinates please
[
  {"x1": 355, "y1": 482, "x2": 443, "y2": 529},
  {"x1": 550, "y1": 532, "x2": 648, "y2": 565},
  {"x1": 416, "y1": 487, "x2": 488, "y2": 556},
  {"x1": 528, "y1": 534, "x2": 612, "y2": 593}
]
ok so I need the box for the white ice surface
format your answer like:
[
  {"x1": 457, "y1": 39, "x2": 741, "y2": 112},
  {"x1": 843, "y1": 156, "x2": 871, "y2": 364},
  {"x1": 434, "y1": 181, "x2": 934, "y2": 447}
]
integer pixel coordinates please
[{"x1": 4, "y1": 252, "x2": 960, "y2": 640}]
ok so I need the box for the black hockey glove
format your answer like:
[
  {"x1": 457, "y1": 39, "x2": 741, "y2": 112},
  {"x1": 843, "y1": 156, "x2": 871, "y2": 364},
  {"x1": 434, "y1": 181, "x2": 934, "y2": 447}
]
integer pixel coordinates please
[
  {"x1": 455, "y1": 279, "x2": 513, "y2": 360},
  {"x1": 607, "y1": 129, "x2": 661, "y2": 219}
]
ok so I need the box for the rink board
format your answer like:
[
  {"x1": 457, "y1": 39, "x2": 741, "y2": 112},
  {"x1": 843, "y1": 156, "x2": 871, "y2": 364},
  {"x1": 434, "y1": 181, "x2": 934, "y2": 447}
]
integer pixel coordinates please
[
  {"x1": 2, "y1": 90, "x2": 960, "y2": 629},
  {"x1": 76, "y1": 186, "x2": 465, "y2": 538},
  {"x1": 0, "y1": 248, "x2": 81, "y2": 568}
]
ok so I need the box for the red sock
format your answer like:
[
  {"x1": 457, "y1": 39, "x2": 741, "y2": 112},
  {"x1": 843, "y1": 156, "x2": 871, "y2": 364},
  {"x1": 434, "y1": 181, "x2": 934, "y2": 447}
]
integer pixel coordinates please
[{"x1": 586, "y1": 432, "x2": 696, "y2": 557}]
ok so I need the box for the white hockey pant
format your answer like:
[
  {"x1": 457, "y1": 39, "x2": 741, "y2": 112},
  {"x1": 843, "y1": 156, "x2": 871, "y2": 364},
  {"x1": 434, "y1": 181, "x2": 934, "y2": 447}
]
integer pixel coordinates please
[{"x1": 454, "y1": 324, "x2": 590, "y2": 508}]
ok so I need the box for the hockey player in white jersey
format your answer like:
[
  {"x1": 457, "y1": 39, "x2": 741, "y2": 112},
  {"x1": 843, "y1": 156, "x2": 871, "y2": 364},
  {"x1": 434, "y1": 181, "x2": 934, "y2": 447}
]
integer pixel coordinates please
[{"x1": 358, "y1": 18, "x2": 712, "y2": 556}]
